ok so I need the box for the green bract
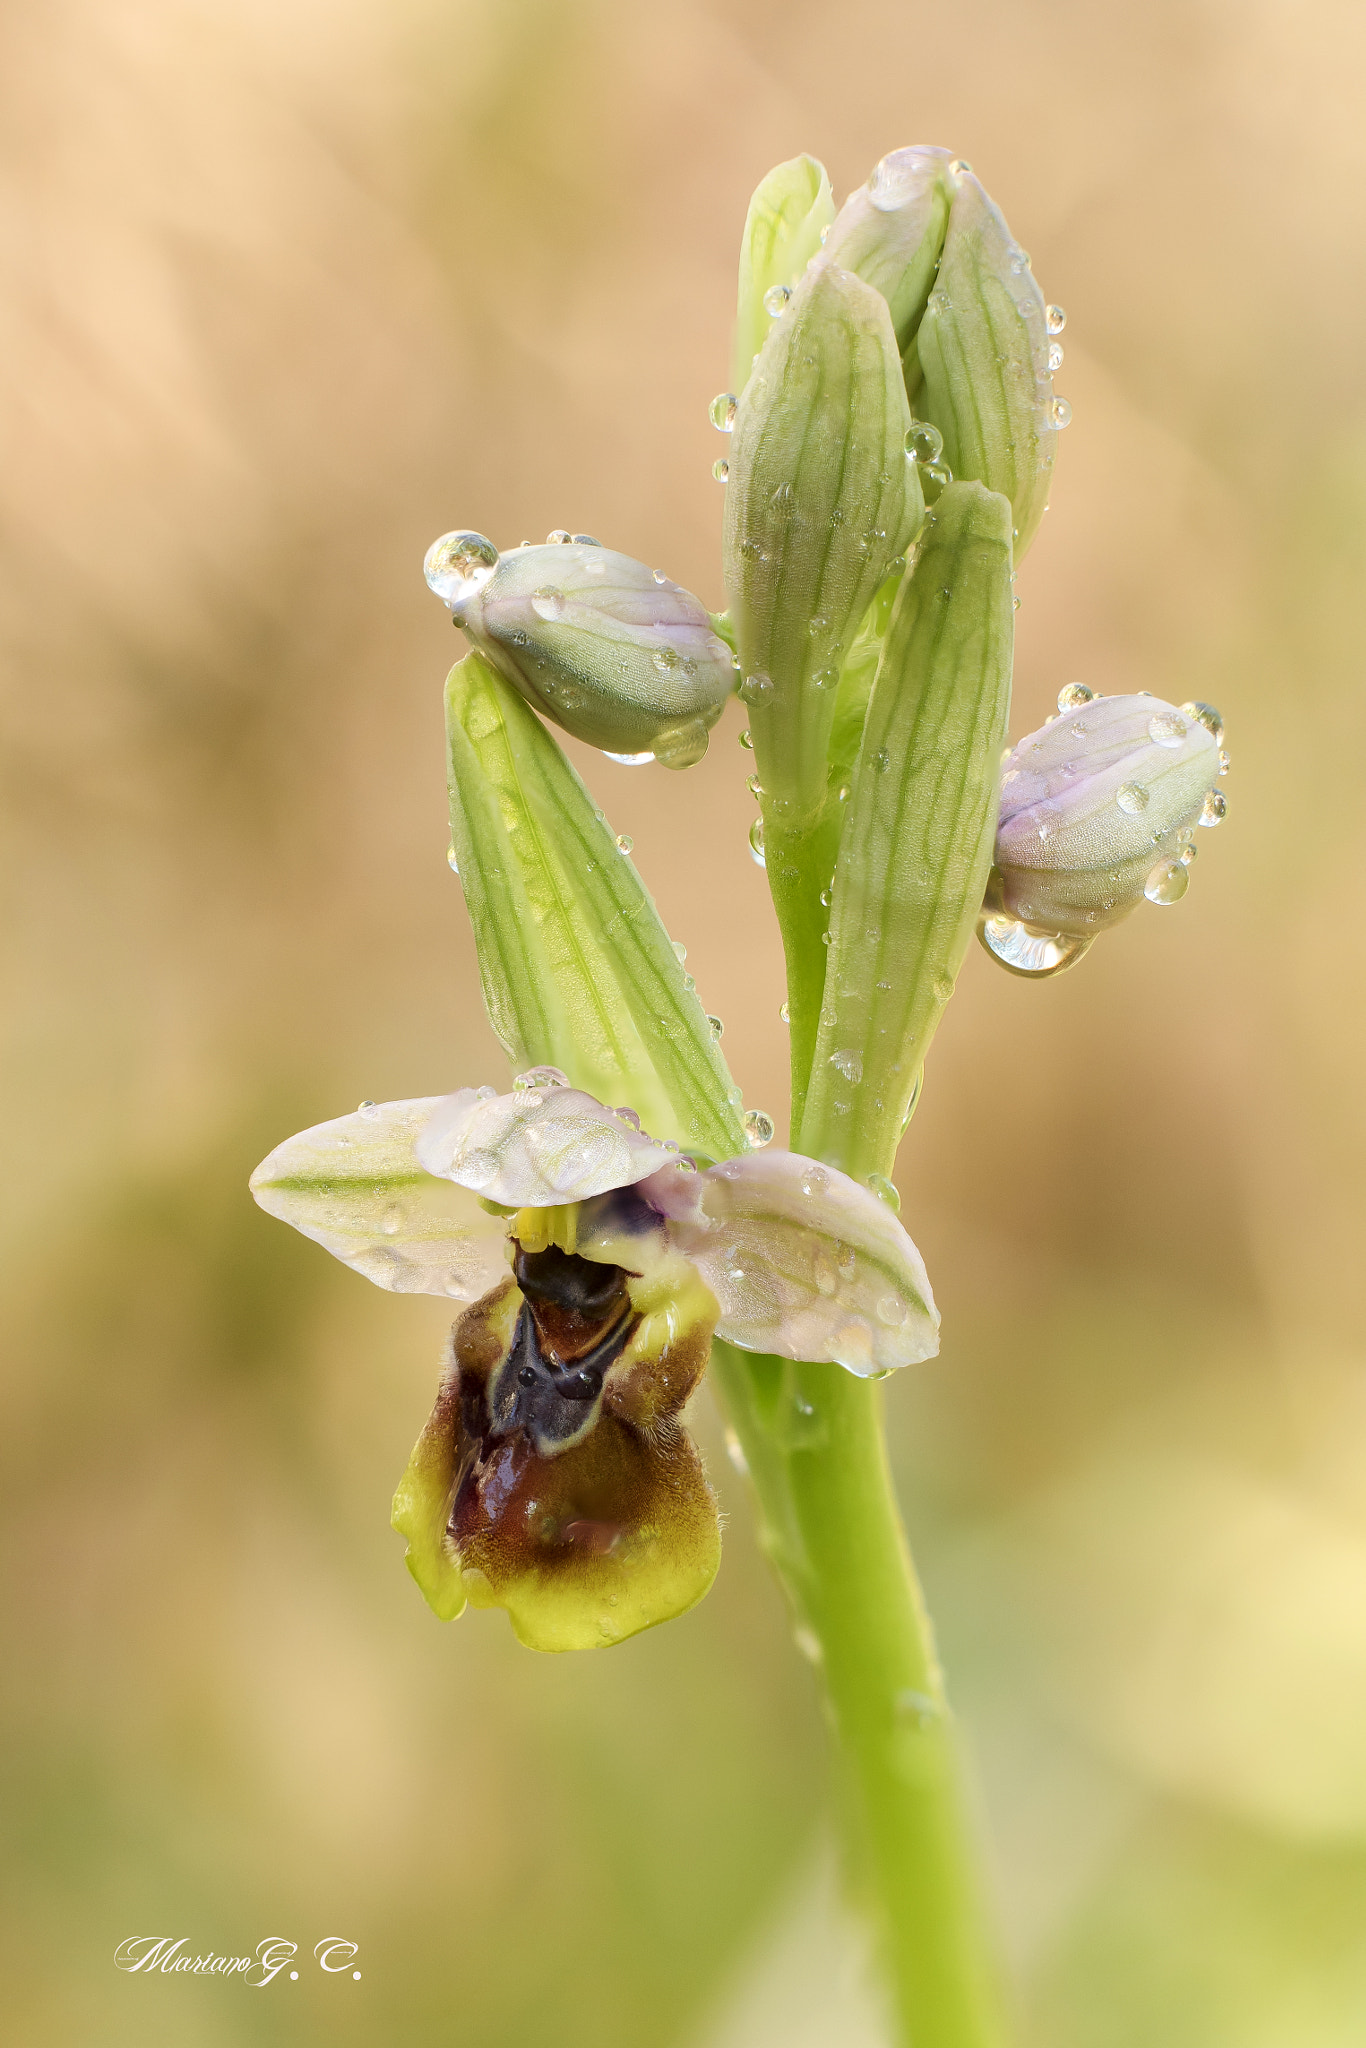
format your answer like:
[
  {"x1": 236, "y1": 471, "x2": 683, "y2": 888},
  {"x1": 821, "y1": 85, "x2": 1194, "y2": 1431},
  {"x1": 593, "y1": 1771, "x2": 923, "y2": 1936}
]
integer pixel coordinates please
[
  {"x1": 723, "y1": 262, "x2": 922, "y2": 831},
  {"x1": 445, "y1": 651, "x2": 743, "y2": 1159},
  {"x1": 732, "y1": 153, "x2": 836, "y2": 395},
  {"x1": 800, "y1": 482, "x2": 1013, "y2": 1173}
]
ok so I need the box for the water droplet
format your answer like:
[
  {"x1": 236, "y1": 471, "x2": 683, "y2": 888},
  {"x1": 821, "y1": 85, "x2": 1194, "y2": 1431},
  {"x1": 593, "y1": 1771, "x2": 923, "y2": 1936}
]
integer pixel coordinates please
[
  {"x1": 867, "y1": 153, "x2": 922, "y2": 210},
  {"x1": 423, "y1": 530, "x2": 499, "y2": 609},
  {"x1": 818, "y1": 885, "x2": 833, "y2": 908},
  {"x1": 738, "y1": 728, "x2": 753, "y2": 750},
  {"x1": 514, "y1": 1066, "x2": 568, "y2": 1091},
  {"x1": 868, "y1": 1173, "x2": 900, "y2": 1212},
  {"x1": 712, "y1": 457, "x2": 730, "y2": 482},
  {"x1": 1117, "y1": 781, "x2": 1150, "y2": 814},
  {"x1": 1179, "y1": 843, "x2": 1198, "y2": 867},
  {"x1": 979, "y1": 912, "x2": 1092, "y2": 977},
  {"x1": 829, "y1": 1049, "x2": 863, "y2": 1083},
  {"x1": 1218, "y1": 749, "x2": 1231, "y2": 776},
  {"x1": 740, "y1": 671, "x2": 774, "y2": 704},
  {"x1": 615, "y1": 833, "x2": 634, "y2": 854},
  {"x1": 1181, "y1": 699, "x2": 1224, "y2": 744},
  {"x1": 531, "y1": 586, "x2": 568, "y2": 622},
  {"x1": 669, "y1": 942, "x2": 688, "y2": 967},
  {"x1": 748, "y1": 817, "x2": 766, "y2": 866},
  {"x1": 446, "y1": 840, "x2": 460, "y2": 873},
  {"x1": 546, "y1": 529, "x2": 573, "y2": 544},
  {"x1": 614, "y1": 1105, "x2": 642, "y2": 1129},
  {"x1": 1045, "y1": 304, "x2": 1067, "y2": 334},
  {"x1": 876, "y1": 1294, "x2": 907, "y2": 1327},
  {"x1": 1148, "y1": 709, "x2": 1187, "y2": 748},
  {"x1": 747, "y1": 774, "x2": 762, "y2": 800},
  {"x1": 572, "y1": 533, "x2": 601, "y2": 546},
  {"x1": 652, "y1": 568, "x2": 668, "y2": 584},
  {"x1": 742, "y1": 1109, "x2": 775, "y2": 1149},
  {"x1": 727, "y1": 1084, "x2": 744, "y2": 1107},
  {"x1": 654, "y1": 719, "x2": 710, "y2": 769},
  {"x1": 900, "y1": 1070, "x2": 924, "y2": 1130},
  {"x1": 933, "y1": 975, "x2": 953, "y2": 1003},
  {"x1": 763, "y1": 283, "x2": 792, "y2": 316},
  {"x1": 779, "y1": 1001, "x2": 790, "y2": 1024},
  {"x1": 604, "y1": 749, "x2": 655, "y2": 766},
  {"x1": 949, "y1": 156, "x2": 973, "y2": 176},
  {"x1": 710, "y1": 391, "x2": 738, "y2": 432},
  {"x1": 1199, "y1": 788, "x2": 1227, "y2": 827},
  {"x1": 904, "y1": 420, "x2": 944, "y2": 466},
  {"x1": 357, "y1": 1099, "x2": 381, "y2": 1119},
  {"x1": 1048, "y1": 340, "x2": 1064, "y2": 372},
  {"x1": 1057, "y1": 681, "x2": 1093, "y2": 711},
  {"x1": 793, "y1": 1624, "x2": 823, "y2": 1664},
  {"x1": 1144, "y1": 857, "x2": 1188, "y2": 905},
  {"x1": 707, "y1": 1014, "x2": 724, "y2": 1039},
  {"x1": 1049, "y1": 396, "x2": 1073, "y2": 429},
  {"x1": 724, "y1": 1427, "x2": 749, "y2": 1476},
  {"x1": 922, "y1": 459, "x2": 952, "y2": 489}
]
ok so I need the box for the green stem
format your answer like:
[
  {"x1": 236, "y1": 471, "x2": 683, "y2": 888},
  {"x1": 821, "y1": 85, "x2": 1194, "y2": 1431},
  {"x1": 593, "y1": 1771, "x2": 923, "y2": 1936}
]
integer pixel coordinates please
[{"x1": 710, "y1": 1341, "x2": 1006, "y2": 2047}]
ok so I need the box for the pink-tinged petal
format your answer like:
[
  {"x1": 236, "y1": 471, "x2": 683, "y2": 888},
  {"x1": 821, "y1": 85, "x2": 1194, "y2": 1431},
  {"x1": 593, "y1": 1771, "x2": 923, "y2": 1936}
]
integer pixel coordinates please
[
  {"x1": 416, "y1": 1085, "x2": 678, "y2": 1207},
  {"x1": 670, "y1": 1151, "x2": 939, "y2": 1376},
  {"x1": 249, "y1": 1098, "x2": 508, "y2": 1299}
]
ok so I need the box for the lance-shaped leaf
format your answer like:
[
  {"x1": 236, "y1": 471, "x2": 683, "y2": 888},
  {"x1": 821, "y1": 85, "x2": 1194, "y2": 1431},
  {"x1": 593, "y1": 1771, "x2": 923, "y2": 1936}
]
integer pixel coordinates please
[
  {"x1": 799, "y1": 482, "x2": 1014, "y2": 1181},
  {"x1": 732, "y1": 154, "x2": 835, "y2": 395},
  {"x1": 446, "y1": 651, "x2": 744, "y2": 1161},
  {"x1": 723, "y1": 263, "x2": 922, "y2": 832},
  {"x1": 915, "y1": 173, "x2": 1058, "y2": 558}
]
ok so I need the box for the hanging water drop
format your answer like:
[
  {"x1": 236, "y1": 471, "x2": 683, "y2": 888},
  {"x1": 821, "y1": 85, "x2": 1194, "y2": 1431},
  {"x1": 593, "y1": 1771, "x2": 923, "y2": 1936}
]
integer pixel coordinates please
[
  {"x1": 779, "y1": 1001, "x2": 790, "y2": 1024},
  {"x1": 1199, "y1": 789, "x2": 1227, "y2": 827},
  {"x1": 1049, "y1": 396, "x2": 1073, "y2": 429},
  {"x1": 904, "y1": 420, "x2": 944, "y2": 466},
  {"x1": 446, "y1": 840, "x2": 460, "y2": 873},
  {"x1": 1144, "y1": 858, "x2": 1189, "y2": 905},
  {"x1": 742, "y1": 1109, "x2": 775, "y2": 1148},
  {"x1": 1048, "y1": 341, "x2": 1064, "y2": 372},
  {"x1": 712, "y1": 458, "x2": 730, "y2": 482},
  {"x1": 763, "y1": 283, "x2": 792, "y2": 316},
  {"x1": 604, "y1": 749, "x2": 655, "y2": 766},
  {"x1": 1181, "y1": 700, "x2": 1224, "y2": 744},
  {"x1": 707, "y1": 1015, "x2": 725, "y2": 1039},
  {"x1": 748, "y1": 818, "x2": 766, "y2": 867},
  {"x1": 978, "y1": 912, "x2": 1092, "y2": 977},
  {"x1": 615, "y1": 833, "x2": 634, "y2": 854},
  {"x1": 423, "y1": 530, "x2": 500, "y2": 609},
  {"x1": 740, "y1": 671, "x2": 774, "y2": 704},
  {"x1": 672, "y1": 941, "x2": 687, "y2": 963},
  {"x1": 738, "y1": 728, "x2": 753, "y2": 749},
  {"x1": 1046, "y1": 305, "x2": 1067, "y2": 334},
  {"x1": 867, "y1": 1173, "x2": 900, "y2": 1212},
  {"x1": 709, "y1": 391, "x2": 738, "y2": 432}
]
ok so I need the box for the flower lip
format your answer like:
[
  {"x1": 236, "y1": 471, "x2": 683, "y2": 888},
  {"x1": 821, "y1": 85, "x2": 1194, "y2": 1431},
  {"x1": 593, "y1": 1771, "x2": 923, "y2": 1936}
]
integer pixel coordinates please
[{"x1": 415, "y1": 1084, "x2": 680, "y2": 1207}]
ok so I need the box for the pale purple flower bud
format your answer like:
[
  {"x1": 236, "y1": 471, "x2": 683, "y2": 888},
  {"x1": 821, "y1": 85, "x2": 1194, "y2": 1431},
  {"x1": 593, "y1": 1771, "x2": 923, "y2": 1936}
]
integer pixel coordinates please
[
  {"x1": 981, "y1": 691, "x2": 1225, "y2": 975},
  {"x1": 428, "y1": 533, "x2": 735, "y2": 768}
]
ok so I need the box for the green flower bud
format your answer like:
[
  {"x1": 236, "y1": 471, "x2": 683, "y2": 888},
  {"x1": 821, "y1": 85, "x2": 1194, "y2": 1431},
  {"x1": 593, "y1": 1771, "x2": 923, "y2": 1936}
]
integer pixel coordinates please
[
  {"x1": 426, "y1": 534, "x2": 735, "y2": 768},
  {"x1": 982, "y1": 690, "x2": 1226, "y2": 976},
  {"x1": 722, "y1": 263, "x2": 922, "y2": 828},
  {"x1": 732, "y1": 154, "x2": 836, "y2": 394},
  {"x1": 819, "y1": 148, "x2": 1066, "y2": 557}
]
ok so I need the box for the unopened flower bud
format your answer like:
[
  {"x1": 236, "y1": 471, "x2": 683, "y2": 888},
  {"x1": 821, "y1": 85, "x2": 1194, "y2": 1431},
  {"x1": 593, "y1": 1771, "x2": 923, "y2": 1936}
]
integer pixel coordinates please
[
  {"x1": 818, "y1": 147, "x2": 1064, "y2": 556},
  {"x1": 425, "y1": 534, "x2": 735, "y2": 768},
  {"x1": 981, "y1": 692, "x2": 1224, "y2": 976},
  {"x1": 732, "y1": 154, "x2": 836, "y2": 394}
]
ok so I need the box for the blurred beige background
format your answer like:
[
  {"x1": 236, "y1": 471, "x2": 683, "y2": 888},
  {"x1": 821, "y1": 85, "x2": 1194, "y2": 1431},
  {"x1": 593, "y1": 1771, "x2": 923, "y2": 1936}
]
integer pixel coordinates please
[{"x1": 4, "y1": 1, "x2": 1365, "y2": 2042}]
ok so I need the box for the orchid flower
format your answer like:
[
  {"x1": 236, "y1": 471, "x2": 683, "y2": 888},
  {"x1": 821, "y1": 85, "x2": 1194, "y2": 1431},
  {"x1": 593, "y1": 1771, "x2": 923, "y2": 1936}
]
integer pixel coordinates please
[{"x1": 251, "y1": 1069, "x2": 936, "y2": 1651}]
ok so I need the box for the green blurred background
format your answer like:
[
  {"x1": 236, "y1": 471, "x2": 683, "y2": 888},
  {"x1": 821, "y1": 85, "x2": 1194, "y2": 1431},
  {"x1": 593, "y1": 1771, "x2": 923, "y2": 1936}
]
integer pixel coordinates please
[{"x1": 5, "y1": 0, "x2": 1365, "y2": 2041}]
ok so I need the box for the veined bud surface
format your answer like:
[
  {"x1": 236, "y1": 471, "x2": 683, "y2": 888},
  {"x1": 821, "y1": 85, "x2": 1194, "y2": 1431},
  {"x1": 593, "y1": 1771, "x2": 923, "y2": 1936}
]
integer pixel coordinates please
[
  {"x1": 982, "y1": 692, "x2": 1225, "y2": 976},
  {"x1": 820, "y1": 146, "x2": 1064, "y2": 556},
  {"x1": 426, "y1": 534, "x2": 735, "y2": 767}
]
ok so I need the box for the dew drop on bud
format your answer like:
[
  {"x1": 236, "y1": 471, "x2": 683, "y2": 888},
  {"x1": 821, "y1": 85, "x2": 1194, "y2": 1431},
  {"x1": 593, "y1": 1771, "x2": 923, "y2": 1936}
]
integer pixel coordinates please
[
  {"x1": 357, "y1": 1100, "x2": 381, "y2": 1119},
  {"x1": 1117, "y1": 781, "x2": 1150, "y2": 814},
  {"x1": 868, "y1": 153, "x2": 921, "y2": 210},
  {"x1": 1181, "y1": 700, "x2": 1224, "y2": 744},
  {"x1": 1049, "y1": 396, "x2": 1073, "y2": 429},
  {"x1": 604, "y1": 749, "x2": 655, "y2": 766},
  {"x1": 1218, "y1": 749, "x2": 1231, "y2": 776},
  {"x1": 654, "y1": 719, "x2": 709, "y2": 769},
  {"x1": 446, "y1": 840, "x2": 460, "y2": 873},
  {"x1": 531, "y1": 586, "x2": 568, "y2": 621},
  {"x1": 1057, "y1": 682, "x2": 1093, "y2": 711},
  {"x1": 1148, "y1": 710, "x2": 1188, "y2": 748},
  {"x1": 904, "y1": 420, "x2": 944, "y2": 466},
  {"x1": 742, "y1": 1109, "x2": 775, "y2": 1149},
  {"x1": 615, "y1": 833, "x2": 634, "y2": 854},
  {"x1": 671, "y1": 941, "x2": 687, "y2": 963},
  {"x1": 1144, "y1": 858, "x2": 1189, "y2": 905},
  {"x1": 707, "y1": 1014, "x2": 724, "y2": 1039},
  {"x1": 748, "y1": 817, "x2": 766, "y2": 867},
  {"x1": 738, "y1": 728, "x2": 753, "y2": 750},
  {"x1": 712, "y1": 458, "x2": 730, "y2": 483},
  {"x1": 1199, "y1": 789, "x2": 1227, "y2": 828},
  {"x1": 978, "y1": 912, "x2": 1092, "y2": 977},
  {"x1": 424, "y1": 530, "x2": 499, "y2": 609},
  {"x1": 1046, "y1": 305, "x2": 1067, "y2": 334},
  {"x1": 1180, "y1": 843, "x2": 1198, "y2": 867},
  {"x1": 762, "y1": 283, "x2": 792, "y2": 317},
  {"x1": 779, "y1": 1001, "x2": 790, "y2": 1023},
  {"x1": 740, "y1": 671, "x2": 774, "y2": 704},
  {"x1": 867, "y1": 1174, "x2": 900, "y2": 1212},
  {"x1": 709, "y1": 392, "x2": 738, "y2": 432},
  {"x1": 515, "y1": 1066, "x2": 568, "y2": 1090},
  {"x1": 829, "y1": 1049, "x2": 863, "y2": 1083},
  {"x1": 1048, "y1": 341, "x2": 1064, "y2": 372}
]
